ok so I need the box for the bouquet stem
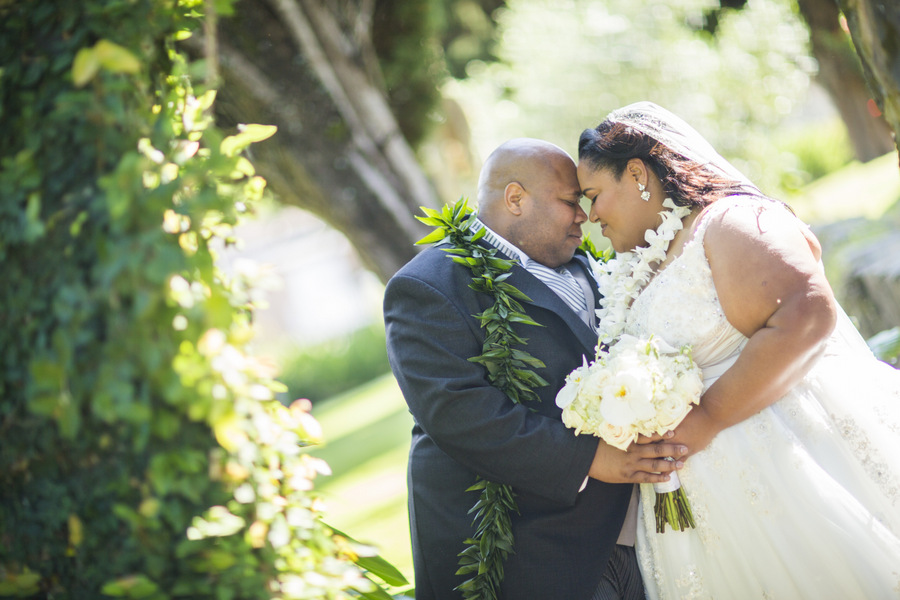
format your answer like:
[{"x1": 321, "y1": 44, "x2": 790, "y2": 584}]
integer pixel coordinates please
[{"x1": 653, "y1": 470, "x2": 695, "y2": 533}]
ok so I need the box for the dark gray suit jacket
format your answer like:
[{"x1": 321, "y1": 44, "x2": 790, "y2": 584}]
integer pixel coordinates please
[{"x1": 384, "y1": 243, "x2": 632, "y2": 600}]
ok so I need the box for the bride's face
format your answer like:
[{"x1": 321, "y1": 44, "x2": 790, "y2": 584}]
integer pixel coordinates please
[{"x1": 577, "y1": 160, "x2": 661, "y2": 253}]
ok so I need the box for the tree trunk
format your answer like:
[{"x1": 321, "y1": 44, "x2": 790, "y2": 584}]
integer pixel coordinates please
[
  {"x1": 213, "y1": 0, "x2": 440, "y2": 282},
  {"x1": 797, "y1": 0, "x2": 895, "y2": 162},
  {"x1": 837, "y1": 0, "x2": 900, "y2": 166}
]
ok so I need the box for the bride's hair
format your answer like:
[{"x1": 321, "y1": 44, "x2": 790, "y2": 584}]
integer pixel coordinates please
[{"x1": 578, "y1": 121, "x2": 751, "y2": 208}]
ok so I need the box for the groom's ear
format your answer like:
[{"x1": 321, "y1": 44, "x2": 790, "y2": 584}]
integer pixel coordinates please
[{"x1": 504, "y1": 181, "x2": 526, "y2": 215}]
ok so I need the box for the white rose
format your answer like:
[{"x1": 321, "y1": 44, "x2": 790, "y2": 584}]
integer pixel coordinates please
[
  {"x1": 561, "y1": 404, "x2": 586, "y2": 433},
  {"x1": 599, "y1": 422, "x2": 635, "y2": 451},
  {"x1": 653, "y1": 391, "x2": 694, "y2": 433},
  {"x1": 672, "y1": 369, "x2": 704, "y2": 405}
]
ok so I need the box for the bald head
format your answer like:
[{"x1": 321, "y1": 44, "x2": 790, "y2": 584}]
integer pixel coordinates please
[
  {"x1": 477, "y1": 138, "x2": 573, "y2": 223},
  {"x1": 475, "y1": 138, "x2": 586, "y2": 268}
]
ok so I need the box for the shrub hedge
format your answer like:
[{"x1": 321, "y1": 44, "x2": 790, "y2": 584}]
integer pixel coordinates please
[
  {"x1": 0, "y1": 1, "x2": 392, "y2": 598},
  {"x1": 278, "y1": 324, "x2": 393, "y2": 405}
]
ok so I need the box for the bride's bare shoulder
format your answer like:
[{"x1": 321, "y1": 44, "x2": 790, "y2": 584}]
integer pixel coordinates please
[
  {"x1": 699, "y1": 197, "x2": 831, "y2": 337},
  {"x1": 699, "y1": 197, "x2": 811, "y2": 255}
]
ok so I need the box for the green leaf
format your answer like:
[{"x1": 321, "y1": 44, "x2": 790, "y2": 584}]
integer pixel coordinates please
[
  {"x1": 24, "y1": 192, "x2": 45, "y2": 241},
  {"x1": 94, "y1": 40, "x2": 141, "y2": 74},
  {"x1": 220, "y1": 124, "x2": 278, "y2": 156},
  {"x1": 417, "y1": 205, "x2": 441, "y2": 219},
  {"x1": 0, "y1": 567, "x2": 41, "y2": 595},
  {"x1": 415, "y1": 227, "x2": 447, "y2": 245},
  {"x1": 495, "y1": 282, "x2": 532, "y2": 302},
  {"x1": 354, "y1": 581, "x2": 395, "y2": 600},
  {"x1": 868, "y1": 327, "x2": 900, "y2": 363},
  {"x1": 354, "y1": 557, "x2": 408, "y2": 587},
  {"x1": 506, "y1": 313, "x2": 541, "y2": 327},
  {"x1": 327, "y1": 526, "x2": 409, "y2": 586},
  {"x1": 510, "y1": 349, "x2": 545, "y2": 367},
  {"x1": 415, "y1": 215, "x2": 444, "y2": 227},
  {"x1": 72, "y1": 47, "x2": 100, "y2": 87},
  {"x1": 451, "y1": 197, "x2": 470, "y2": 219},
  {"x1": 100, "y1": 574, "x2": 160, "y2": 598}
]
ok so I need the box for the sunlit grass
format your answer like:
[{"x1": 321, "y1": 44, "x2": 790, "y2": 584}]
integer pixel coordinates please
[
  {"x1": 308, "y1": 374, "x2": 415, "y2": 591},
  {"x1": 789, "y1": 151, "x2": 900, "y2": 224}
]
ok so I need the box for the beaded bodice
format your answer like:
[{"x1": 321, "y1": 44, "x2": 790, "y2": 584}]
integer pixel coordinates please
[{"x1": 623, "y1": 201, "x2": 747, "y2": 379}]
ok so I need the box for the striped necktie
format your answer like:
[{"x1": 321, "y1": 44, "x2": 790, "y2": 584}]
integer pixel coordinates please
[{"x1": 522, "y1": 260, "x2": 589, "y2": 316}]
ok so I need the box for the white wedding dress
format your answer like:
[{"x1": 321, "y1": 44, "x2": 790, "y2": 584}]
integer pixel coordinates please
[{"x1": 626, "y1": 197, "x2": 900, "y2": 599}]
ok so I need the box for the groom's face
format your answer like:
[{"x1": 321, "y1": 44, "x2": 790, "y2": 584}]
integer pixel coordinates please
[{"x1": 510, "y1": 155, "x2": 587, "y2": 268}]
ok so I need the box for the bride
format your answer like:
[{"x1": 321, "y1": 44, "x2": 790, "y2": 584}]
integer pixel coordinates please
[{"x1": 576, "y1": 102, "x2": 900, "y2": 598}]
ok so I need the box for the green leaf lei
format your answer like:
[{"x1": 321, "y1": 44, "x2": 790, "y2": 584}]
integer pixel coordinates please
[{"x1": 416, "y1": 199, "x2": 605, "y2": 600}]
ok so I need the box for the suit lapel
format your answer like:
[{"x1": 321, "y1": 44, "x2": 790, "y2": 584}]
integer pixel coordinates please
[
  {"x1": 509, "y1": 262, "x2": 599, "y2": 354},
  {"x1": 475, "y1": 239, "x2": 600, "y2": 354},
  {"x1": 571, "y1": 253, "x2": 601, "y2": 311}
]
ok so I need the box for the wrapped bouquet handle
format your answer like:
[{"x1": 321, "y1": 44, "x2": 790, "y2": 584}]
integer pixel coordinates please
[{"x1": 653, "y1": 462, "x2": 695, "y2": 533}]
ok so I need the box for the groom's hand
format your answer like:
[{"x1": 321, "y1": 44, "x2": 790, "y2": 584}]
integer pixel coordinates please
[{"x1": 587, "y1": 439, "x2": 687, "y2": 484}]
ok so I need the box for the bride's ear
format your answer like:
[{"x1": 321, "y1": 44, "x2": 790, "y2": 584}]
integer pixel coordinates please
[{"x1": 626, "y1": 158, "x2": 647, "y2": 186}]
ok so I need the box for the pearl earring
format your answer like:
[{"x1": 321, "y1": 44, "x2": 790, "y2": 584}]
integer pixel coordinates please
[{"x1": 638, "y1": 182, "x2": 651, "y2": 202}]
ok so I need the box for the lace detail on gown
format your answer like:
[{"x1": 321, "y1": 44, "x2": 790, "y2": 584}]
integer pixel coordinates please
[
  {"x1": 627, "y1": 197, "x2": 900, "y2": 600},
  {"x1": 625, "y1": 202, "x2": 746, "y2": 384}
]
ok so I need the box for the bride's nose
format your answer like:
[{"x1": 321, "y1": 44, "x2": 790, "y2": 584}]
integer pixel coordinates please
[{"x1": 575, "y1": 204, "x2": 588, "y2": 224}]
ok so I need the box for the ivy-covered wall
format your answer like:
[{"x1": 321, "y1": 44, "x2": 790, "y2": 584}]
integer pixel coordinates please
[{"x1": 0, "y1": 2, "x2": 384, "y2": 597}]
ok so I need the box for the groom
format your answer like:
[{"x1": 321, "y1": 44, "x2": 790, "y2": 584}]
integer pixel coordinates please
[{"x1": 384, "y1": 138, "x2": 686, "y2": 599}]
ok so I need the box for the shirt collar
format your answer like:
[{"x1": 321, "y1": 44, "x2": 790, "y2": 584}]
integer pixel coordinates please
[{"x1": 471, "y1": 218, "x2": 530, "y2": 265}]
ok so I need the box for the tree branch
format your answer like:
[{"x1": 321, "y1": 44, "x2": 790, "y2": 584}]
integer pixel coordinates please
[{"x1": 267, "y1": 0, "x2": 439, "y2": 209}]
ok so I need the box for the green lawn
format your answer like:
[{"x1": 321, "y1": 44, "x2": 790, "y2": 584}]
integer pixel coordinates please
[
  {"x1": 307, "y1": 374, "x2": 415, "y2": 592},
  {"x1": 788, "y1": 151, "x2": 900, "y2": 224}
]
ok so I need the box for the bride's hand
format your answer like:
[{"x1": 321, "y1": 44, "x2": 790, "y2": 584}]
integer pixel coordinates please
[
  {"x1": 635, "y1": 431, "x2": 673, "y2": 444},
  {"x1": 668, "y1": 405, "x2": 724, "y2": 458}
]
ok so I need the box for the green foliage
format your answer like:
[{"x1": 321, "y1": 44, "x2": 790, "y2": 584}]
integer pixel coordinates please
[
  {"x1": 277, "y1": 324, "x2": 393, "y2": 405},
  {"x1": 372, "y1": 0, "x2": 502, "y2": 146},
  {"x1": 868, "y1": 327, "x2": 900, "y2": 367},
  {"x1": 456, "y1": 0, "x2": 817, "y2": 196},
  {"x1": 0, "y1": 1, "x2": 399, "y2": 597},
  {"x1": 439, "y1": 0, "x2": 505, "y2": 78},
  {"x1": 776, "y1": 117, "x2": 855, "y2": 193},
  {"x1": 373, "y1": 1, "x2": 445, "y2": 146}
]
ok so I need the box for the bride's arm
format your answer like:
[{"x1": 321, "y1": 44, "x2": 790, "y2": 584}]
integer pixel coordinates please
[{"x1": 671, "y1": 203, "x2": 837, "y2": 456}]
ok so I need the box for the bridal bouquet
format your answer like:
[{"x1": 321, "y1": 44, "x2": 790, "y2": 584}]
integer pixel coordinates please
[{"x1": 556, "y1": 334, "x2": 703, "y2": 532}]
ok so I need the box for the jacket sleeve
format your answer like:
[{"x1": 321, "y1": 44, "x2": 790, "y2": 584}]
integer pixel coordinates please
[{"x1": 384, "y1": 270, "x2": 598, "y2": 506}]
